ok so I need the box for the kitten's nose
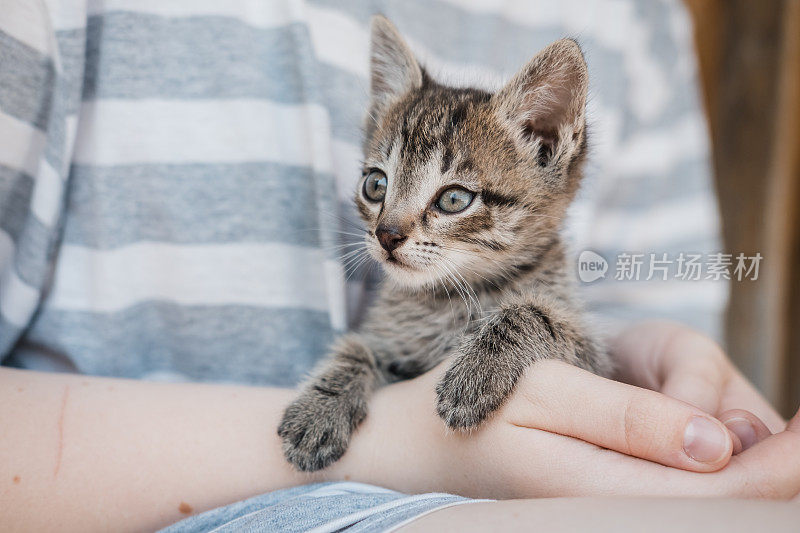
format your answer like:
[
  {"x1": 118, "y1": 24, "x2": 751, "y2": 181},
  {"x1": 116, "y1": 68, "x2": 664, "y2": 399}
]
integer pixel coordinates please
[{"x1": 375, "y1": 225, "x2": 407, "y2": 252}]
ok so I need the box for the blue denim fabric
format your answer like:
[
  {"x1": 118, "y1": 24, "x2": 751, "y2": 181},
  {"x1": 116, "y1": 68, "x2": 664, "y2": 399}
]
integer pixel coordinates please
[{"x1": 160, "y1": 482, "x2": 476, "y2": 533}]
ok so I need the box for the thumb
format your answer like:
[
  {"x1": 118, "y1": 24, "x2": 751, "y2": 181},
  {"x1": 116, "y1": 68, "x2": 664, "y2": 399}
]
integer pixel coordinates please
[
  {"x1": 504, "y1": 360, "x2": 734, "y2": 473},
  {"x1": 787, "y1": 407, "x2": 800, "y2": 432}
]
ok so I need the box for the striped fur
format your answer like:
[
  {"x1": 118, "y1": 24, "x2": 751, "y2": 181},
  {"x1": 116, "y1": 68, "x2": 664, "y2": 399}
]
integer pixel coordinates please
[{"x1": 279, "y1": 16, "x2": 612, "y2": 472}]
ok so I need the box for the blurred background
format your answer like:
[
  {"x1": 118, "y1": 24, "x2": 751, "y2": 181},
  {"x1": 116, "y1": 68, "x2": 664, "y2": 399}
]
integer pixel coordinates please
[{"x1": 684, "y1": 0, "x2": 799, "y2": 416}]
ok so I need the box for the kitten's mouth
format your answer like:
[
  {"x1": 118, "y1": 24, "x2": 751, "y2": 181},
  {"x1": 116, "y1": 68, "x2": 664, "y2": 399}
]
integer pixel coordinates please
[{"x1": 385, "y1": 254, "x2": 411, "y2": 269}]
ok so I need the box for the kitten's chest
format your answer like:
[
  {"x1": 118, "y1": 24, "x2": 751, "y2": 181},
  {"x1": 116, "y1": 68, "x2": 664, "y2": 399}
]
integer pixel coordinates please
[{"x1": 365, "y1": 291, "x2": 502, "y2": 366}]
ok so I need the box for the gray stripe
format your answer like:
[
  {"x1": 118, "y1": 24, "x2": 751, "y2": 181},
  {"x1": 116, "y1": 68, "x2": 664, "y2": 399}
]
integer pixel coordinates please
[
  {"x1": 311, "y1": 0, "x2": 697, "y2": 128},
  {"x1": 55, "y1": 29, "x2": 87, "y2": 116},
  {"x1": 77, "y1": 4, "x2": 702, "y2": 144},
  {"x1": 585, "y1": 301, "x2": 723, "y2": 342},
  {"x1": 0, "y1": 165, "x2": 62, "y2": 288},
  {"x1": 82, "y1": 13, "x2": 369, "y2": 144},
  {"x1": 0, "y1": 164, "x2": 34, "y2": 242},
  {"x1": 20, "y1": 304, "x2": 334, "y2": 386},
  {"x1": 10, "y1": 212, "x2": 54, "y2": 288},
  {"x1": 0, "y1": 29, "x2": 55, "y2": 130},
  {"x1": 62, "y1": 162, "x2": 341, "y2": 249},
  {"x1": 0, "y1": 29, "x2": 85, "y2": 174},
  {"x1": 0, "y1": 314, "x2": 24, "y2": 359},
  {"x1": 587, "y1": 237, "x2": 723, "y2": 264},
  {"x1": 595, "y1": 158, "x2": 715, "y2": 210},
  {"x1": 37, "y1": 30, "x2": 87, "y2": 173}
]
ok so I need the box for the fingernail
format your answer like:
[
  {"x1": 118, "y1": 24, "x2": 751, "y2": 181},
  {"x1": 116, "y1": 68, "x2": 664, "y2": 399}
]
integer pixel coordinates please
[
  {"x1": 684, "y1": 416, "x2": 729, "y2": 463},
  {"x1": 724, "y1": 417, "x2": 757, "y2": 451}
]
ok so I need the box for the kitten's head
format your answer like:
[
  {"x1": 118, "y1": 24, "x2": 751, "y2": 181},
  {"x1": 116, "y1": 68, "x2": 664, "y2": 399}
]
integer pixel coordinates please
[{"x1": 356, "y1": 16, "x2": 589, "y2": 291}]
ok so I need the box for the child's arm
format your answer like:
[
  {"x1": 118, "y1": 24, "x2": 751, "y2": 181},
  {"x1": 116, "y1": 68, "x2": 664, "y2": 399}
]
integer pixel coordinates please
[{"x1": 1, "y1": 324, "x2": 794, "y2": 531}]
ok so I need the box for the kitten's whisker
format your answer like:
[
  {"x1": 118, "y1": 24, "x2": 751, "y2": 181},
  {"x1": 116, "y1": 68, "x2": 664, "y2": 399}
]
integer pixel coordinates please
[
  {"x1": 341, "y1": 250, "x2": 368, "y2": 270},
  {"x1": 440, "y1": 261, "x2": 473, "y2": 316},
  {"x1": 318, "y1": 210, "x2": 369, "y2": 234},
  {"x1": 344, "y1": 252, "x2": 374, "y2": 282},
  {"x1": 342, "y1": 250, "x2": 369, "y2": 270},
  {"x1": 453, "y1": 262, "x2": 502, "y2": 291},
  {"x1": 431, "y1": 263, "x2": 458, "y2": 327},
  {"x1": 325, "y1": 229, "x2": 370, "y2": 239},
  {"x1": 452, "y1": 264, "x2": 483, "y2": 317},
  {"x1": 343, "y1": 260, "x2": 368, "y2": 282},
  {"x1": 437, "y1": 245, "x2": 516, "y2": 287},
  {"x1": 364, "y1": 106, "x2": 380, "y2": 128},
  {"x1": 339, "y1": 243, "x2": 366, "y2": 254},
  {"x1": 441, "y1": 256, "x2": 483, "y2": 317},
  {"x1": 324, "y1": 242, "x2": 366, "y2": 254},
  {"x1": 340, "y1": 249, "x2": 365, "y2": 264},
  {"x1": 436, "y1": 262, "x2": 463, "y2": 310}
]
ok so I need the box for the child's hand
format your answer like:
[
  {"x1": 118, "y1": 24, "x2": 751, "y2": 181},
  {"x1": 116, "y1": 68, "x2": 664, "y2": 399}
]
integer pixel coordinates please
[
  {"x1": 329, "y1": 323, "x2": 799, "y2": 499},
  {"x1": 611, "y1": 320, "x2": 784, "y2": 446}
]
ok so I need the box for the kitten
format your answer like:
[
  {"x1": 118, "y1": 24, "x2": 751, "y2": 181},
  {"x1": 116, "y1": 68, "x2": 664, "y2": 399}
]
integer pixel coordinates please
[{"x1": 278, "y1": 15, "x2": 612, "y2": 472}]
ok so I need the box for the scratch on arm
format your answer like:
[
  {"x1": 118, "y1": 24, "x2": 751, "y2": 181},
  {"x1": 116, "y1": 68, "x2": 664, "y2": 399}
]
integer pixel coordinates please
[{"x1": 54, "y1": 385, "x2": 69, "y2": 478}]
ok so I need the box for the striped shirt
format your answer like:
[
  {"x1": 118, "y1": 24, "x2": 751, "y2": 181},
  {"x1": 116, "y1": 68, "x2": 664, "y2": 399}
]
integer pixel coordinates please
[{"x1": 0, "y1": 0, "x2": 725, "y2": 386}]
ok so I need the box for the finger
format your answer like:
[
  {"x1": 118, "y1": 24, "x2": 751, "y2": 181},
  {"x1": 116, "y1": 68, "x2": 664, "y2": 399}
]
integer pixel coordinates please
[
  {"x1": 721, "y1": 408, "x2": 800, "y2": 498},
  {"x1": 729, "y1": 428, "x2": 744, "y2": 455},
  {"x1": 611, "y1": 320, "x2": 679, "y2": 388},
  {"x1": 719, "y1": 409, "x2": 772, "y2": 452},
  {"x1": 655, "y1": 329, "x2": 729, "y2": 414},
  {"x1": 611, "y1": 321, "x2": 729, "y2": 414},
  {"x1": 504, "y1": 360, "x2": 733, "y2": 473},
  {"x1": 719, "y1": 372, "x2": 787, "y2": 433}
]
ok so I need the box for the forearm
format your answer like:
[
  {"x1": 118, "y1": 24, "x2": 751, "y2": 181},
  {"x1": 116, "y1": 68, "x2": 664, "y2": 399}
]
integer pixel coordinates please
[
  {"x1": 400, "y1": 498, "x2": 800, "y2": 532},
  {"x1": 326, "y1": 367, "x2": 471, "y2": 496},
  {"x1": 0, "y1": 368, "x2": 318, "y2": 531}
]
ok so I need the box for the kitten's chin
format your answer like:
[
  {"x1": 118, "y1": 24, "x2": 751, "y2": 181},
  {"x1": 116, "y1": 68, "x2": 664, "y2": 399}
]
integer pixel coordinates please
[{"x1": 379, "y1": 259, "x2": 434, "y2": 291}]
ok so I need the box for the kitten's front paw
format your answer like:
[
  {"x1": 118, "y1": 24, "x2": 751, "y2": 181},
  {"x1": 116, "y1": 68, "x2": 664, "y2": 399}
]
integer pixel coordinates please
[
  {"x1": 277, "y1": 390, "x2": 364, "y2": 472},
  {"x1": 435, "y1": 356, "x2": 506, "y2": 431}
]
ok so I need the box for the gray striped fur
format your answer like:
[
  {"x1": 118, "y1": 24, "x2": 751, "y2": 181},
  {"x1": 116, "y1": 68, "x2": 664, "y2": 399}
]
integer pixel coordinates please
[{"x1": 279, "y1": 17, "x2": 611, "y2": 472}]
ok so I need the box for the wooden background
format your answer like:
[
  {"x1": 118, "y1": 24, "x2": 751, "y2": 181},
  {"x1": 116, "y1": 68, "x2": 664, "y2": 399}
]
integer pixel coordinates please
[{"x1": 684, "y1": 0, "x2": 800, "y2": 416}]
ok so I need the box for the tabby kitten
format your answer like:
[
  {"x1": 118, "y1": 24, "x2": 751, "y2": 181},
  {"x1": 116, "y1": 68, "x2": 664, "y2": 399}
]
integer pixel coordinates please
[{"x1": 278, "y1": 15, "x2": 612, "y2": 472}]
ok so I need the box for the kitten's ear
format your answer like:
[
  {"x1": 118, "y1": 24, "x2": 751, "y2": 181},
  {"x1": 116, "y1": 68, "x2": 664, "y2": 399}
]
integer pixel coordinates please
[
  {"x1": 369, "y1": 15, "x2": 423, "y2": 118},
  {"x1": 493, "y1": 39, "x2": 588, "y2": 166}
]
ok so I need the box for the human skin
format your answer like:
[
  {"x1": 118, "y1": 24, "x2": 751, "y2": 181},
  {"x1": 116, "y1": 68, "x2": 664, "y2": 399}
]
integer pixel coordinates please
[
  {"x1": 399, "y1": 498, "x2": 800, "y2": 533},
  {"x1": 0, "y1": 322, "x2": 796, "y2": 531}
]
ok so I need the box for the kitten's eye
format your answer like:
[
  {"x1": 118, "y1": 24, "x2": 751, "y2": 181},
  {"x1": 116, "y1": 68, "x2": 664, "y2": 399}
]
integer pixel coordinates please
[
  {"x1": 436, "y1": 187, "x2": 474, "y2": 213},
  {"x1": 363, "y1": 170, "x2": 387, "y2": 202}
]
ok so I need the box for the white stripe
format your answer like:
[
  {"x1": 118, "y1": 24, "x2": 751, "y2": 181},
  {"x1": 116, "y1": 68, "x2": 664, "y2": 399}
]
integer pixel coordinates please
[
  {"x1": 0, "y1": 252, "x2": 41, "y2": 328},
  {"x1": 86, "y1": 0, "x2": 306, "y2": 28},
  {"x1": 304, "y1": 492, "x2": 485, "y2": 533},
  {"x1": 323, "y1": 259, "x2": 346, "y2": 331},
  {"x1": 0, "y1": 112, "x2": 47, "y2": 177},
  {"x1": 583, "y1": 279, "x2": 728, "y2": 310},
  {"x1": 608, "y1": 114, "x2": 710, "y2": 178},
  {"x1": 84, "y1": 0, "x2": 369, "y2": 83},
  {"x1": 0, "y1": 229, "x2": 13, "y2": 267},
  {"x1": 84, "y1": 0, "x2": 502, "y2": 90},
  {"x1": 61, "y1": 113, "x2": 79, "y2": 174},
  {"x1": 305, "y1": 4, "x2": 369, "y2": 79},
  {"x1": 441, "y1": 0, "x2": 675, "y2": 121},
  {"x1": 45, "y1": 0, "x2": 88, "y2": 31},
  {"x1": 0, "y1": 0, "x2": 53, "y2": 55},
  {"x1": 71, "y1": 99, "x2": 336, "y2": 171},
  {"x1": 589, "y1": 195, "x2": 720, "y2": 251},
  {"x1": 84, "y1": 1, "x2": 369, "y2": 78},
  {"x1": 386, "y1": 500, "x2": 488, "y2": 533},
  {"x1": 29, "y1": 160, "x2": 63, "y2": 226},
  {"x1": 331, "y1": 138, "x2": 362, "y2": 201},
  {"x1": 307, "y1": 4, "x2": 503, "y2": 90},
  {"x1": 46, "y1": 242, "x2": 336, "y2": 314}
]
